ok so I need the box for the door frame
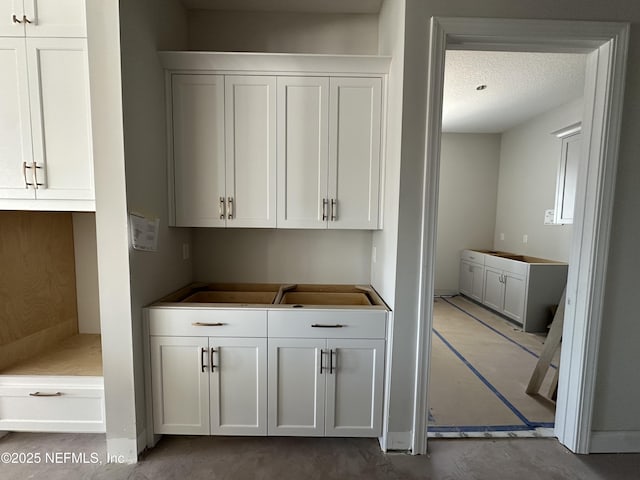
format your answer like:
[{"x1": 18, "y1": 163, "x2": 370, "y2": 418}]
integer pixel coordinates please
[{"x1": 412, "y1": 17, "x2": 629, "y2": 455}]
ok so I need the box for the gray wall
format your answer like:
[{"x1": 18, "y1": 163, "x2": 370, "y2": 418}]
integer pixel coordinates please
[
  {"x1": 188, "y1": 10, "x2": 378, "y2": 54},
  {"x1": 372, "y1": 0, "x2": 405, "y2": 310},
  {"x1": 435, "y1": 133, "x2": 501, "y2": 295},
  {"x1": 193, "y1": 229, "x2": 372, "y2": 284},
  {"x1": 400, "y1": 0, "x2": 640, "y2": 443},
  {"x1": 119, "y1": 0, "x2": 193, "y2": 452},
  {"x1": 494, "y1": 99, "x2": 582, "y2": 262}
]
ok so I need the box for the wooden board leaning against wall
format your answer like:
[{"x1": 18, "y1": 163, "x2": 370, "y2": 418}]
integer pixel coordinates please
[{"x1": 0, "y1": 211, "x2": 78, "y2": 371}]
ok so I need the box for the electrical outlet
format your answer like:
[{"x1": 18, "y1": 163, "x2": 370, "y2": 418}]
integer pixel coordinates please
[
  {"x1": 522, "y1": 234, "x2": 528, "y2": 244},
  {"x1": 182, "y1": 243, "x2": 190, "y2": 260},
  {"x1": 500, "y1": 233, "x2": 505, "y2": 241}
]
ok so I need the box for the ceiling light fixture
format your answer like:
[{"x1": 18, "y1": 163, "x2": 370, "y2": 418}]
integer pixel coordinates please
[{"x1": 476, "y1": 84, "x2": 488, "y2": 91}]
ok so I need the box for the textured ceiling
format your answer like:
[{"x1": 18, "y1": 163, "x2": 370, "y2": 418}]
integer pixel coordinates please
[
  {"x1": 443, "y1": 51, "x2": 587, "y2": 133},
  {"x1": 181, "y1": 0, "x2": 383, "y2": 13}
]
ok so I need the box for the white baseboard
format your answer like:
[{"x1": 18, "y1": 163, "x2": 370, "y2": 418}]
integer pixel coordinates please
[
  {"x1": 105, "y1": 437, "x2": 139, "y2": 464},
  {"x1": 590, "y1": 430, "x2": 640, "y2": 453},
  {"x1": 386, "y1": 431, "x2": 411, "y2": 451}
]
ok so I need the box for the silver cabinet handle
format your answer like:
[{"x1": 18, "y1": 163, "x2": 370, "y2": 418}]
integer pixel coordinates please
[
  {"x1": 12, "y1": 14, "x2": 22, "y2": 23},
  {"x1": 22, "y1": 162, "x2": 33, "y2": 188},
  {"x1": 22, "y1": 15, "x2": 31, "y2": 24},
  {"x1": 227, "y1": 197, "x2": 233, "y2": 219},
  {"x1": 311, "y1": 324, "x2": 344, "y2": 328},
  {"x1": 219, "y1": 196, "x2": 226, "y2": 220},
  {"x1": 322, "y1": 198, "x2": 328, "y2": 221},
  {"x1": 32, "y1": 162, "x2": 43, "y2": 189},
  {"x1": 330, "y1": 198, "x2": 337, "y2": 221},
  {"x1": 319, "y1": 349, "x2": 325, "y2": 375},
  {"x1": 192, "y1": 322, "x2": 226, "y2": 327},
  {"x1": 29, "y1": 392, "x2": 62, "y2": 397}
]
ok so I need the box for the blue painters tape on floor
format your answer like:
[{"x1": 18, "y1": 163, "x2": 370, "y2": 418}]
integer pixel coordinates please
[
  {"x1": 433, "y1": 328, "x2": 532, "y2": 426},
  {"x1": 428, "y1": 425, "x2": 536, "y2": 433},
  {"x1": 440, "y1": 297, "x2": 558, "y2": 370}
]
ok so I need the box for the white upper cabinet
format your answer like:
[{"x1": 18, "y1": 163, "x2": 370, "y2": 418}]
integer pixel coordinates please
[
  {"x1": 1, "y1": 0, "x2": 86, "y2": 37},
  {"x1": 0, "y1": 36, "x2": 93, "y2": 207},
  {"x1": 161, "y1": 53, "x2": 389, "y2": 229},
  {"x1": 277, "y1": 76, "x2": 329, "y2": 229},
  {"x1": 277, "y1": 76, "x2": 383, "y2": 230},
  {"x1": 225, "y1": 76, "x2": 277, "y2": 228},
  {"x1": 0, "y1": 38, "x2": 33, "y2": 199},
  {"x1": 0, "y1": 0, "x2": 93, "y2": 210},
  {"x1": 172, "y1": 74, "x2": 226, "y2": 227},
  {"x1": 26, "y1": 38, "x2": 93, "y2": 201},
  {"x1": 328, "y1": 77, "x2": 382, "y2": 229}
]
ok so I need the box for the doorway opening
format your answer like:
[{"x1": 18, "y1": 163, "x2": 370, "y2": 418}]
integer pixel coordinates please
[
  {"x1": 428, "y1": 50, "x2": 586, "y2": 437},
  {"x1": 411, "y1": 18, "x2": 629, "y2": 455}
]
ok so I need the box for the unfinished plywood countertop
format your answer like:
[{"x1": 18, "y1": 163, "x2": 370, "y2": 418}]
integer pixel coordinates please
[{"x1": 150, "y1": 283, "x2": 388, "y2": 310}]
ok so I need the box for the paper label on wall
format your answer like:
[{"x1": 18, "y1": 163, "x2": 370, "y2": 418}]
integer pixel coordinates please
[{"x1": 129, "y1": 213, "x2": 159, "y2": 251}]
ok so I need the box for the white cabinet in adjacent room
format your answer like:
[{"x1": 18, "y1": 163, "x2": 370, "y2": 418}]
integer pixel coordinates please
[
  {"x1": 459, "y1": 250, "x2": 485, "y2": 303},
  {"x1": 459, "y1": 250, "x2": 568, "y2": 332}
]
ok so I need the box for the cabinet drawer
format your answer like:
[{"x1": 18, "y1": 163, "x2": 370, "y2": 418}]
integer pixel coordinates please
[
  {"x1": 461, "y1": 250, "x2": 485, "y2": 265},
  {"x1": 0, "y1": 378, "x2": 104, "y2": 433},
  {"x1": 268, "y1": 310, "x2": 386, "y2": 339},
  {"x1": 148, "y1": 308, "x2": 267, "y2": 337}
]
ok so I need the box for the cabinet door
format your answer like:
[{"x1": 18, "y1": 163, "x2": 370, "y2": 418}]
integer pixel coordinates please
[
  {"x1": 171, "y1": 74, "x2": 226, "y2": 227},
  {"x1": 470, "y1": 263, "x2": 485, "y2": 302},
  {"x1": 267, "y1": 338, "x2": 325, "y2": 436},
  {"x1": 225, "y1": 76, "x2": 277, "y2": 228},
  {"x1": 325, "y1": 339, "x2": 384, "y2": 437},
  {"x1": 0, "y1": 1, "x2": 24, "y2": 36},
  {"x1": 23, "y1": 0, "x2": 86, "y2": 37},
  {"x1": 483, "y1": 267, "x2": 505, "y2": 312},
  {"x1": 210, "y1": 337, "x2": 267, "y2": 436},
  {"x1": 328, "y1": 77, "x2": 381, "y2": 229},
  {"x1": 554, "y1": 132, "x2": 581, "y2": 224},
  {"x1": 276, "y1": 76, "x2": 329, "y2": 228},
  {"x1": 150, "y1": 336, "x2": 210, "y2": 435},
  {"x1": 0, "y1": 37, "x2": 34, "y2": 199},
  {"x1": 459, "y1": 260, "x2": 474, "y2": 297},
  {"x1": 26, "y1": 38, "x2": 93, "y2": 201},
  {"x1": 503, "y1": 271, "x2": 527, "y2": 325}
]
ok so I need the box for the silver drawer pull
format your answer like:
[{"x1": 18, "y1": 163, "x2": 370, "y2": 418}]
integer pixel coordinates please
[
  {"x1": 29, "y1": 392, "x2": 62, "y2": 397},
  {"x1": 192, "y1": 322, "x2": 226, "y2": 327},
  {"x1": 311, "y1": 324, "x2": 344, "y2": 328}
]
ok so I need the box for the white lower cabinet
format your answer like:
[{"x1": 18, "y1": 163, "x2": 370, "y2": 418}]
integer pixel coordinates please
[
  {"x1": 459, "y1": 259, "x2": 485, "y2": 302},
  {"x1": 150, "y1": 335, "x2": 267, "y2": 436},
  {"x1": 483, "y1": 267, "x2": 527, "y2": 324},
  {"x1": 147, "y1": 306, "x2": 386, "y2": 438},
  {"x1": 267, "y1": 338, "x2": 384, "y2": 438}
]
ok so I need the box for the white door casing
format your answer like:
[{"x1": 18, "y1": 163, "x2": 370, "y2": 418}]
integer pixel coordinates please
[{"x1": 412, "y1": 17, "x2": 629, "y2": 455}]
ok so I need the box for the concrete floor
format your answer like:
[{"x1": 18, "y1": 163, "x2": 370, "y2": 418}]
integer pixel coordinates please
[{"x1": 1, "y1": 432, "x2": 639, "y2": 479}]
